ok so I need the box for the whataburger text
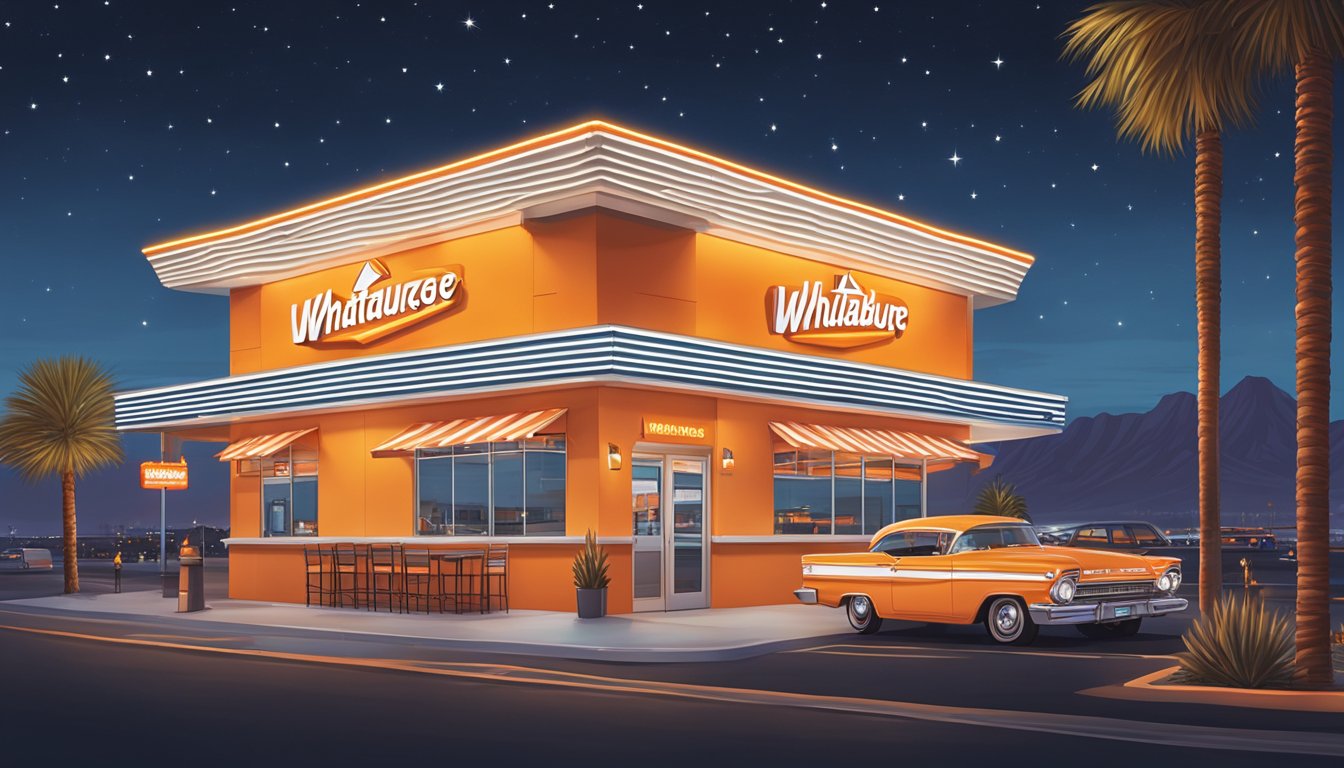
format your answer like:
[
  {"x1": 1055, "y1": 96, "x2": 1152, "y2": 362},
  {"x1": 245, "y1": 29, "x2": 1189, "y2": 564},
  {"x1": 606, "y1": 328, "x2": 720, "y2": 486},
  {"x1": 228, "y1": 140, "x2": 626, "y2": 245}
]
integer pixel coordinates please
[
  {"x1": 290, "y1": 259, "x2": 464, "y2": 345},
  {"x1": 767, "y1": 271, "x2": 909, "y2": 349}
]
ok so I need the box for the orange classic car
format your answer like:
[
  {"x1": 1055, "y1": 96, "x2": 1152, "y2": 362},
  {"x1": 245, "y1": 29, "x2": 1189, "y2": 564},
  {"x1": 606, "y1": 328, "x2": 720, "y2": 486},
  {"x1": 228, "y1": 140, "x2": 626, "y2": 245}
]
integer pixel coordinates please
[{"x1": 794, "y1": 515, "x2": 1187, "y2": 644}]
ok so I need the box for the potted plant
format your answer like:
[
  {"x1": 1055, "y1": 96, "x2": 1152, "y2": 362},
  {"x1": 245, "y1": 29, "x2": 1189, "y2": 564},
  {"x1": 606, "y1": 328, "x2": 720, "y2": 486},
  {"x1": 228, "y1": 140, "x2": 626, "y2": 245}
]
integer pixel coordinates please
[{"x1": 572, "y1": 528, "x2": 610, "y2": 618}]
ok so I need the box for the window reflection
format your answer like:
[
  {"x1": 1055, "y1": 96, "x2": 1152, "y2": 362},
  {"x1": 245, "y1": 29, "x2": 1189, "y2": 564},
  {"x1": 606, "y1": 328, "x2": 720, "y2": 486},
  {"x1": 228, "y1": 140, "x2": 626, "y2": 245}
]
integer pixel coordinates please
[
  {"x1": 773, "y1": 447, "x2": 923, "y2": 535},
  {"x1": 414, "y1": 436, "x2": 566, "y2": 536}
]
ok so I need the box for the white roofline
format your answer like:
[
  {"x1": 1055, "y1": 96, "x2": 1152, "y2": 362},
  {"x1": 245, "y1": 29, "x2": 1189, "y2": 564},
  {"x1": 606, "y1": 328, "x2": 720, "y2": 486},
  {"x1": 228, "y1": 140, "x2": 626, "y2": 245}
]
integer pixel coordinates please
[{"x1": 141, "y1": 125, "x2": 1034, "y2": 308}]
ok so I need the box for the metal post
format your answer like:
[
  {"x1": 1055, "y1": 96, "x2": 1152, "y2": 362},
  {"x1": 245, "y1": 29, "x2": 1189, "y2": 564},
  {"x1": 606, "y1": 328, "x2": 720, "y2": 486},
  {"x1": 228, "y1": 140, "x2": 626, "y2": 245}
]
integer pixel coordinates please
[
  {"x1": 159, "y1": 488, "x2": 167, "y2": 574},
  {"x1": 919, "y1": 459, "x2": 928, "y2": 517}
]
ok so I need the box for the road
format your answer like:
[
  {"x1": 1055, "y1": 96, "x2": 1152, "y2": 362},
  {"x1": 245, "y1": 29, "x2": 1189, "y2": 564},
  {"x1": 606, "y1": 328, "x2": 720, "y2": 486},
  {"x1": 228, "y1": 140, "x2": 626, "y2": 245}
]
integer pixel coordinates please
[
  {"x1": 0, "y1": 626, "x2": 1340, "y2": 767},
  {"x1": 1, "y1": 559, "x2": 1340, "y2": 765}
]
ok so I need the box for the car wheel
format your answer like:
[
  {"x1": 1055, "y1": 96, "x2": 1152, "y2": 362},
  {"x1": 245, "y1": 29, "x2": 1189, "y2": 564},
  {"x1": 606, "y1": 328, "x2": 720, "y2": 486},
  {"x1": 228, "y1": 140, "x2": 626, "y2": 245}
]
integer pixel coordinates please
[
  {"x1": 1115, "y1": 618, "x2": 1142, "y2": 636},
  {"x1": 984, "y1": 596, "x2": 1038, "y2": 645},
  {"x1": 846, "y1": 595, "x2": 883, "y2": 634}
]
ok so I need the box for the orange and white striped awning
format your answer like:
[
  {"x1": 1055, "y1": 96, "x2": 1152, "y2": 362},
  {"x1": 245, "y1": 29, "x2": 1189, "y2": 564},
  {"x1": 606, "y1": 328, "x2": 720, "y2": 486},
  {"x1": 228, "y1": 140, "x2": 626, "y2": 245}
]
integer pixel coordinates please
[
  {"x1": 371, "y1": 408, "x2": 566, "y2": 458},
  {"x1": 769, "y1": 421, "x2": 992, "y2": 470},
  {"x1": 216, "y1": 428, "x2": 317, "y2": 462}
]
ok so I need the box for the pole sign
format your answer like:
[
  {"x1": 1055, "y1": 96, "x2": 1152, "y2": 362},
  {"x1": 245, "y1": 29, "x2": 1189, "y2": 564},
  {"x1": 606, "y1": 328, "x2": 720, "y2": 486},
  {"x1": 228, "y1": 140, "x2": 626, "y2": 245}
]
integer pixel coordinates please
[{"x1": 140, "y1": 459, "x2": 189, "y2": 490}]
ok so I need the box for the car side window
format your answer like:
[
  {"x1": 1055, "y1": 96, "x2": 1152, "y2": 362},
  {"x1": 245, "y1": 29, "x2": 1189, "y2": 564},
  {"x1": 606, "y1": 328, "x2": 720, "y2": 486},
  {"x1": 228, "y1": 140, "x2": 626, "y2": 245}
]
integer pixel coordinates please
[
  {"x1": 873, "y1": 531, "x2": 944, "y2": 557},
  {"x1": 1075, "y1": 527, "x2": 1108, "y2": 544},
  {"x1": 1109, "y1": 525, "x2": 1135, "y2": 545},
  {"x1": 949, "y1": 529, "x2": 1002, "y2": 554},
  {"x1": 1128, "y1": 525, "x2": 1161, "y2": 545}
]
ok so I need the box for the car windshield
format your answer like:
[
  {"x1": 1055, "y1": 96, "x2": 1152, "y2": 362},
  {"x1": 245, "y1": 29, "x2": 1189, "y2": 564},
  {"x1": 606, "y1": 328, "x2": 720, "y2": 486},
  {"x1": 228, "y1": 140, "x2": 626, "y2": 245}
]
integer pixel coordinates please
[{"x1": 950, "y1": 525, "x2": 1040, "y2": 553}]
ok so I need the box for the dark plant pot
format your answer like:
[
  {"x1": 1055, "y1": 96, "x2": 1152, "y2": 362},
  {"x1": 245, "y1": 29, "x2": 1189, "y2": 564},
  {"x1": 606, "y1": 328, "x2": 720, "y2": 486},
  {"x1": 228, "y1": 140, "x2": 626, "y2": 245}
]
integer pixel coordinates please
[{"x1": 576, "y1": 587, "x2": 607, "y2": 618}]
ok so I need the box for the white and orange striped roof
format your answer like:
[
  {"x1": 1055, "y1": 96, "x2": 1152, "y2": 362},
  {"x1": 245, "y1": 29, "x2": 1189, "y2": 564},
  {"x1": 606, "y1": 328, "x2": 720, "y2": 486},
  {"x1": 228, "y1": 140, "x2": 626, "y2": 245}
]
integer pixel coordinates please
[
  {"x1": 216, "y1": 428, "x2": 316, "y2": 462},
  {"x1": 769, "y1": 421, "x2": 992, "y2": 469},
  {"x1": 370, "y1": 408, "x2": 566, "y2": 458},
  {"x1": 142, "y1": 121, "x2": 1033, "y2": 307}
]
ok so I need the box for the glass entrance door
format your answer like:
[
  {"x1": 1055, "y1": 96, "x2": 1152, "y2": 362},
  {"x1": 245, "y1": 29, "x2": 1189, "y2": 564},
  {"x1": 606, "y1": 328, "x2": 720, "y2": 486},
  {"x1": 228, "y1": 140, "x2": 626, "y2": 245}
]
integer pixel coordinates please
[{"x1": 631, "y1": 453, "x2": 709, "y2": 611}]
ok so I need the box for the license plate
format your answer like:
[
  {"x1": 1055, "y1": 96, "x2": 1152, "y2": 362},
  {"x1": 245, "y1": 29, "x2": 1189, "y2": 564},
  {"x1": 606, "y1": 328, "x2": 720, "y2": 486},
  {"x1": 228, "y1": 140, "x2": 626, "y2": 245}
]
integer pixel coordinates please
[{"x1": 1114, "y1": 606, "x2": 1132, "y2": 618}]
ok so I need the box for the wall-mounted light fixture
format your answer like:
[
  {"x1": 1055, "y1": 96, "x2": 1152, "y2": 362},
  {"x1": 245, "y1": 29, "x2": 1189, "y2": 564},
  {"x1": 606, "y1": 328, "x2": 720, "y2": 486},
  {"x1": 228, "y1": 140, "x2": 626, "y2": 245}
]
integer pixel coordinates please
[
  {"x1": 607, "y1": 443, "x2": 623, "y2": 471},
  {"x1": 721, "y1": 448, "x2": 735, "y2": 472}
]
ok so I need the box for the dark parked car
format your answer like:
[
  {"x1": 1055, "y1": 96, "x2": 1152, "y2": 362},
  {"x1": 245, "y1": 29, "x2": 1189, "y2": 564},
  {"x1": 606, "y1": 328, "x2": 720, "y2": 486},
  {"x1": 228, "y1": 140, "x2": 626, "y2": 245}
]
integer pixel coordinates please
[{"x1": 1036, "y1": 521, "x2": 1172, "y2": 553}]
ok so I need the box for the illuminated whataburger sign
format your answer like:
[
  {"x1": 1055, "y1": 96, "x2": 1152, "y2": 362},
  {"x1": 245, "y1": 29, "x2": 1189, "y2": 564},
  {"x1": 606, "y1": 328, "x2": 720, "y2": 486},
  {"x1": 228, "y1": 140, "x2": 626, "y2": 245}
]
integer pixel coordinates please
[
  {"x1": 290, "y1": 259, "x2": 464, "y2": 345},
  {"x1": 767, "y1": 271, "x2": 909, "y2": 349},
  {"x1": 140, "y1": 460, "x2": 189, "y2": 490}
]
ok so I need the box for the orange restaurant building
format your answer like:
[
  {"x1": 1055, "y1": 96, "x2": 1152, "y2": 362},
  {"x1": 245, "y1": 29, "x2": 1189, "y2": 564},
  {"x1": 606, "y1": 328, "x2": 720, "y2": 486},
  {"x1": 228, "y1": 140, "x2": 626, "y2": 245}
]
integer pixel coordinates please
[{"x1": 114, "y1": 121, "x2": 1067, "y2": 614}]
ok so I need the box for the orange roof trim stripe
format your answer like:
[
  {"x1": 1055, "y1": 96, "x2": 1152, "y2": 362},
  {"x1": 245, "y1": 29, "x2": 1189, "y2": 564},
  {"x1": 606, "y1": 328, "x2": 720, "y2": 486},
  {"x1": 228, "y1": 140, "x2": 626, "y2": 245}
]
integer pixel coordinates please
[{"x1": 142, "y1": 119, "x2": 1034, "y2": 265}]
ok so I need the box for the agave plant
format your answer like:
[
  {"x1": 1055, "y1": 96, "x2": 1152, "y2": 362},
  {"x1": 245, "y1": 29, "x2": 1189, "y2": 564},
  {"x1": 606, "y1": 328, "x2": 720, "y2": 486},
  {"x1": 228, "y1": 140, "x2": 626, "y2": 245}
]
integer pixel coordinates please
[
  {"x1": 973, "y1": 476, "x2": 1030, "y2": 522},
  {"x1": 571, "y1": 528, "x2": 610, "y2": 590},
  {"x1": 1174, "y1": 592, "x2": 1295, "y2": 689}
]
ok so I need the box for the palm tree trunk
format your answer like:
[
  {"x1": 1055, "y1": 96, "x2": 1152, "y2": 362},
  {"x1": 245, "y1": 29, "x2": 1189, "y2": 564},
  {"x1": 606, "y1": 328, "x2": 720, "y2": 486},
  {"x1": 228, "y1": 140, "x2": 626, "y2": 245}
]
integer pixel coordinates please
[
  {"x1": 1291, "y1": 51, "x2": 1333, "y2": 689},
  {"x1": 1194, "y1": 129, "x2": 1222, "y2": 618},
  {"x1": 61, "y1": 470, "x2": 78, "y2": 594}
]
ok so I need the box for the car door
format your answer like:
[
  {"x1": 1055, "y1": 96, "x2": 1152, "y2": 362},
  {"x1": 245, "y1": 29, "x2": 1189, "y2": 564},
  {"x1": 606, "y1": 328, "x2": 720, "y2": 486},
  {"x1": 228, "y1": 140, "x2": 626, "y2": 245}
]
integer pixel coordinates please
[{"x1": 874, "y1": 530, "x2": 954, "y2": 621}]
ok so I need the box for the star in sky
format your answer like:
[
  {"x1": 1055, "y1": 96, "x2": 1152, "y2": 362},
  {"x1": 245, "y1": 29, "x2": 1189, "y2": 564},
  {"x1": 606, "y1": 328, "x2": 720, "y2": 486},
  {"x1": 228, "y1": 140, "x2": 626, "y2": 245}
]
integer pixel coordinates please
[
  {"x1": 992, "y1": 55, "x2": 1004, "y2": 69},
  {"x1": 948, "y1": 151, "x2": 962, "y2": 167}
]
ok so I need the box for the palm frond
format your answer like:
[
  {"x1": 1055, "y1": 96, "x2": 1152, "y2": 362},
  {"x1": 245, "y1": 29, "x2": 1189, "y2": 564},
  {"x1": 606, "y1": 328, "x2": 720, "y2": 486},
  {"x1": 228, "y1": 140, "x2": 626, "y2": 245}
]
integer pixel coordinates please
[
  {"x1": 1063, "y1": 0, "x2": 1263, "y2": 154},
  {"x1": 0, "y1": 356, "x2": 123, "y2": 481},
  {"x1": 1232, "y1": 0, "x2": 1344, "y2": 72},
  {"x1": 973, "y1": 476, "x2": 1030, "y2": 521}
]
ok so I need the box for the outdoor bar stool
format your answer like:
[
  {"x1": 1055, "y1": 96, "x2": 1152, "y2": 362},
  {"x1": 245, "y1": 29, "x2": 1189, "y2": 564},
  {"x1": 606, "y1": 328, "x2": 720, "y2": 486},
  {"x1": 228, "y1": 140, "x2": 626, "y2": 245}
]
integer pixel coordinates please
[
  {"x1": 303, "y1": 544, "x2": 335, "y2": 607},
  {"x1": 482, "y1": 543, "x2": 509, "y2": 613},
  {"x1": 400, "y1": 548, "x2": 437, "y2": 614},
  {"x1": 332, "y1": 544, "x2": 362, "y2": 609},
  {"x1": 365, "y1": 544, "x2": 402, "y2": 613},
  {"x1": 449, "y1": 548, "x2": 487, "y2": 614}
]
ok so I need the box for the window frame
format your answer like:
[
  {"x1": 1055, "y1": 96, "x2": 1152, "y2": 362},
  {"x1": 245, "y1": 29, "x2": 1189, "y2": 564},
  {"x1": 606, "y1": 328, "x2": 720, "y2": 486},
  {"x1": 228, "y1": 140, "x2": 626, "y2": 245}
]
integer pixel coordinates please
[
  {"x1": 412, "y1": 435, "x2": 566, "y2": 537},
  {"x1": 772, "y1": 446, "x2": 926, "y2": 536}
]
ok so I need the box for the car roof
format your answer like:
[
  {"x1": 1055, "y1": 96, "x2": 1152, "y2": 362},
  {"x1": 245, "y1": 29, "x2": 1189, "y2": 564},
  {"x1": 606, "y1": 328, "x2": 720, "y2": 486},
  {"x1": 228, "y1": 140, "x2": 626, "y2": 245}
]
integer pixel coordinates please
[
  {"x1": 868, "y1": 515, "x2": 1029, "y2": 546},
  {"x1": 1038, "y1": 521, "x2": 1159, "y2": 530}
]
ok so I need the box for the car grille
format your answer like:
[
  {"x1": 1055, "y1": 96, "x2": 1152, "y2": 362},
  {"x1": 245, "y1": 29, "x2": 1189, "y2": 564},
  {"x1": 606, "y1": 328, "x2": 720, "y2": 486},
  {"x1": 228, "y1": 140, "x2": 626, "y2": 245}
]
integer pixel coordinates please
[{"x1": 1074, "y1": 580, "x2": 1155, "y2": 601}]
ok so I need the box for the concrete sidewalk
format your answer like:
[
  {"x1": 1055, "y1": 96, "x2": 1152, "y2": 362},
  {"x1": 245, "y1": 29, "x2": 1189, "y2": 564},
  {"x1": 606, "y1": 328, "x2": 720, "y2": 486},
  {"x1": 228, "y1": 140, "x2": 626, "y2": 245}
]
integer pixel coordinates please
[{"x1": 4, "y1": 590, "x2": 852, "y2": 662}]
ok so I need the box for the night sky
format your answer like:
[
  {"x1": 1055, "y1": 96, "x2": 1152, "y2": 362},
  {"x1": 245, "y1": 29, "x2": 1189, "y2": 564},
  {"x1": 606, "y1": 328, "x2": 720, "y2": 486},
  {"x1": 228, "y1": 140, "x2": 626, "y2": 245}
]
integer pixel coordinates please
[{"x1": 1, "y1": 1, "x2": 1340, "y2": 534}]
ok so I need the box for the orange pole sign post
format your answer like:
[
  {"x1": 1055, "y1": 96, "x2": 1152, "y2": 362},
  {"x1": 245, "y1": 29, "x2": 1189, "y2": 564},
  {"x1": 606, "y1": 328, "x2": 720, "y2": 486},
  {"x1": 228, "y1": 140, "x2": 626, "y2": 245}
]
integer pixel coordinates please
[{"x1": 140, "y1": 459, "x2": 189, "y2": 490}]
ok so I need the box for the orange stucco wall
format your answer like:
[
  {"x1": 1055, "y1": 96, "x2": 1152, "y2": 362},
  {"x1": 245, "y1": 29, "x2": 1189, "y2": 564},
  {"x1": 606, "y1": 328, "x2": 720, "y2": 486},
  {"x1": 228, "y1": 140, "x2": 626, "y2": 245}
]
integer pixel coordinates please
[
  {"x1": 229, "y1": 211, "x2": 970, "y2": 378},
  {"x1": 223, "y1": 383, "x2": 969, "y2": 613},
  {"x1": 213, "y1": 208, "x2": 979, "y2": 614}
]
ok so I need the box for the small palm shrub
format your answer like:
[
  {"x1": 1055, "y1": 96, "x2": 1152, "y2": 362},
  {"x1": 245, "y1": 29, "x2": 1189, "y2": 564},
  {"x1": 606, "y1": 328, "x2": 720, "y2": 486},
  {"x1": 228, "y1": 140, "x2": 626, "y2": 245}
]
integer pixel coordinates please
[
  {"x1": 571, "y1": 529, "x2": 610, "y2": 590},
  {"x1": 973, "y1": 475, "x2": 1030, "y2": 522},
  {"x1": 1174, "y1": 592, "x2": 1294, "y2": 689}
]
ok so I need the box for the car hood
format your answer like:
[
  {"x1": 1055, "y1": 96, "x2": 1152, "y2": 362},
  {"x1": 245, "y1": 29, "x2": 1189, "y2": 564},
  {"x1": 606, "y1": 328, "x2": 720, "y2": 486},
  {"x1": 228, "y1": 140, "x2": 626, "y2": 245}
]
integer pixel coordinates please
[{"x1": 1040, "y1": 546, "x2": 1177, "y2": 581}]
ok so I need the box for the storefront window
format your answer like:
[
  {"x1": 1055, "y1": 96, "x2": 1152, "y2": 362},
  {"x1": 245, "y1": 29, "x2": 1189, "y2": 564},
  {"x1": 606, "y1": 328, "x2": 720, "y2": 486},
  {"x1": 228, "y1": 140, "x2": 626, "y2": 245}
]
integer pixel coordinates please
[
  {"x1": 414, "y1": 436, "x2": 566, "y2": 536},
  {"x1": 256, "y1": 448, "x2": 319, "y2": 537},
  {"x1": 773, "y1": 448, "x2": 922, "y2": 535}
]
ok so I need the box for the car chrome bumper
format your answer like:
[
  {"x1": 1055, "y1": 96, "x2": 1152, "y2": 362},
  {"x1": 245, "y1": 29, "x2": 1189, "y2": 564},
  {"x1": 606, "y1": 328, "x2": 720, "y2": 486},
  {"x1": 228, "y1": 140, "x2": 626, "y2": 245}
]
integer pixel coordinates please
[
  {"x1": 1028, "y1": 597, "x2": 1187, "y2": 625},
  {"x1": 793, "y1": 587, "x2": 819, "y2": 605}
]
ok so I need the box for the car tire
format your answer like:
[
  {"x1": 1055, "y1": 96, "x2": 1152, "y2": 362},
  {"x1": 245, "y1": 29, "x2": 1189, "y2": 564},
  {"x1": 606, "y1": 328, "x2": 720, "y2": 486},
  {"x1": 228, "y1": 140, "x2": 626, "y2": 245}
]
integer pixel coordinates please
[
  {"x1": 984, "y1": 596, "x2": 1038, "y2": 645},
  {"x1": 1115, "y1": 618, "x2": 1142, "y2": 636},
  {"x1": 846, "y1": 595, "x2": 883, "y2": 634}
]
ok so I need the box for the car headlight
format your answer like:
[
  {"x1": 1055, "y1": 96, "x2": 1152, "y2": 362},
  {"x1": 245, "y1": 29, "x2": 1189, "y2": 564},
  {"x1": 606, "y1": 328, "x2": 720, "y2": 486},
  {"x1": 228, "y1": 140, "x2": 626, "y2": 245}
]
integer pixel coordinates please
[
  {"x1": 1050, "y1": 576, "x2": 1077, "y2": 604},
  {"x1": 1157, "y1": 568, "x2": 1181, "y2": 594}
]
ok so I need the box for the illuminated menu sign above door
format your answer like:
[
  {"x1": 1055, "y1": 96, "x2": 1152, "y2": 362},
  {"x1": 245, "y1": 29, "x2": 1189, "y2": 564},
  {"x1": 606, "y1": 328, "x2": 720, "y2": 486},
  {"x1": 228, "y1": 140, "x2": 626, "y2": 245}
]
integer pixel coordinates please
[
  {"x1": 289, "y1": 258, "x2": 464, "y2": 346},
  {"x1": 766, "y1": 271, "x2": 909, "y2": 349}
]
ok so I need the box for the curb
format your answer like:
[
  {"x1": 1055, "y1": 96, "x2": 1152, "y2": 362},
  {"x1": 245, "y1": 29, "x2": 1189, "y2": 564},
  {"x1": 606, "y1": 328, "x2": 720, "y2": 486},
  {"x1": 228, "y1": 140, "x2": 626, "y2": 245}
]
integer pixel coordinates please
[
  {"x1": 1080, "y1": 665, "x2": 1344, "y2": 713},
  {"x1": 0, "y1": 602, "x2": 841, "y2": 663}
]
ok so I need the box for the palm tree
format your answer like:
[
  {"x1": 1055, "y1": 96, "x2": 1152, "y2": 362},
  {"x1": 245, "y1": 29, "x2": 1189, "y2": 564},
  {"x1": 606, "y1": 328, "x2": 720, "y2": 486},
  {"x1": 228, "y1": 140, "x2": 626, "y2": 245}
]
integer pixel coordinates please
[
  {"x1": 0, "y1": 358, "x2": 123, "y2": 593},
  {"x1": 1063, "y1": 1, "x2": 1260, "y2": 618},
  {"x1": 1233, "y1": 0, "x2": 1344, "y2": 689},
  {"x1": 973, "y1": 476, "x2": 1030, "y2": 522}
]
